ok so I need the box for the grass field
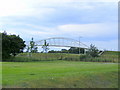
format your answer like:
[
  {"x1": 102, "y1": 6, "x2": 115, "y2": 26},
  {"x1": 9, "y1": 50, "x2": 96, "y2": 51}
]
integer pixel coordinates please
[{"x1": 2, "y1": 60, "x2": 118, "y2": 88}]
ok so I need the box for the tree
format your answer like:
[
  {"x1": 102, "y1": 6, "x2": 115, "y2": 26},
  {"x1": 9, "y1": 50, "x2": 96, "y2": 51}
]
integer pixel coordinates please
[
  {"x1": 29, "y1": 37, "x2": 38, "y2": 53},
  {"x1": 2, "y1": 32, "x2": 11, "y2": 59},
  {"x1": 87, "y1": 44, "x2": 99, "y2": 57},
  {"x1": 0, "y1": 33, "x2": 2, "y2": 61},
  {"x1": 42, "y1": 40, "x2": 49, "y2": 53},
  {"x1": 2, "y1": 31, "x2": 26, "y2": 59},
  {"x1": 9, "y1": 35, "x2": 26, "y2": 56}
]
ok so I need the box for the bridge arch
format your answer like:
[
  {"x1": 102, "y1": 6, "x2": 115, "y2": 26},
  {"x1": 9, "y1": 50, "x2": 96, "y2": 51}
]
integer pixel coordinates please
[
  {"x1": 25, "y1": 37, "x2": 89, "y2": 54},
  {"x1": 35, "y1": 37, "x2": 89, "y2": 49}
]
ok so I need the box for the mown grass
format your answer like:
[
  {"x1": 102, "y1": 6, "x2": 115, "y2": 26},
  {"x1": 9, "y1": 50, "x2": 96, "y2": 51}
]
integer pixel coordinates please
[{"x1": 2, "y1": 61, "x2": 118, "y2": 88}]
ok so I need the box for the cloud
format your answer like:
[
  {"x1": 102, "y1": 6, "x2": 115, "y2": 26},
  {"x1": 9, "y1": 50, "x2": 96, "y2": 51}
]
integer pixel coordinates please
[
  {"x1": 0, "y1": 0, "x2": 56, "y2": 17},
  {"x1": 0, "y1": 22, "x2": 117, "y2": 51},
  {"x1": 0, "y1": 0, "x2": 27, "y2": 17},
  {"x1": 0, "y1": 0, "x2": 117, "y2": 18},
  {"x1": 0, "y1": 0, "x2": 117, "y2": 51},
  {"x1": 0, "y1": 0, "x2": 117, "y2": 28},
  {"x1": 2, "y1": 22, "x2": 117, "y2": 40},
  {"x1": 83, "y1": 39, "x2": 118, "y2": 51},
  {"x1": 56, "y1": 23, "x2": 117, "y2": 38}
]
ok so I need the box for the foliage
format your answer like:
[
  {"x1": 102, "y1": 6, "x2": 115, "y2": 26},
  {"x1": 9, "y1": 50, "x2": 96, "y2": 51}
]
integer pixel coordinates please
[
  {"x1": 42, "y1": 40, "x2": 49, "y2": 53},
  {"x1": 2, "y1": 31, "x2": 26, "y2": 60},
  {"x1": 27, "y1": 37, "x2": 38, "y2": 53},
  {"x1": 61, "y1": 49, "x2": 69, "y2": 53},
  {"x1": 48, "y1": 49, "x2": 69, "y2": 53},
  {"x1": 2, "y1": 32, "x2": 11, "y2": 59},
  {"x1": 48, "y1": 47, "x2": 85, "y2": 54},
  {"x1": 68, "y1": 47, "x2": 85, "y2": 54},
  {"x1": 0, "y1": 33, "x2": 2, "y2": 61},
  {"x1": 48, "y1": 50, "x2": 61, "y2": 53},
  {"x1": 87, "y1": 44, "x2": 99, "y2": 57}
]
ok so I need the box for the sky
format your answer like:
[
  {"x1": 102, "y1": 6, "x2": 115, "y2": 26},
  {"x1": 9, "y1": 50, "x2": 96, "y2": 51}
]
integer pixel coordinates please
[{"x1": 0, "y1": 0, "x2": 118, "y2": 51}]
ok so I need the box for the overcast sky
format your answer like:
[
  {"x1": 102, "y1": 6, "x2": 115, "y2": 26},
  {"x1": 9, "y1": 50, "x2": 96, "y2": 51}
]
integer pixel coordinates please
[{"x1": 0, "y1": 0, "x2": 118, "y2": 51}]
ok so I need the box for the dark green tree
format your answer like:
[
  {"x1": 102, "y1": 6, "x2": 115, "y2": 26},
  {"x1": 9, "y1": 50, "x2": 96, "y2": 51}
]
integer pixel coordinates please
[
  {"x1": 2, "y1": 32, "x2": 11, "y2": 59},
  {"x1": 9, "y1": 35, "x2": 26, "y2": 56},
  {"x1": 2, "y1": 31, "x2": 26, "y2": 59}
]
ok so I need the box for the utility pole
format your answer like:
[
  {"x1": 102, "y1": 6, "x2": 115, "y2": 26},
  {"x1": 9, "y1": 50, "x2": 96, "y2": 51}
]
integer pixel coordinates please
[{"x1": 79, "y1": 36, "x2": 82, "y2": 54}]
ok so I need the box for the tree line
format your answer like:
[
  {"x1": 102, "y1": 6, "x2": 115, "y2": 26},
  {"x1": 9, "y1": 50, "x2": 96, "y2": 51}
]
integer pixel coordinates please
[{"x1": 48, "y1": 47, "x2": 85, "y2": 54}]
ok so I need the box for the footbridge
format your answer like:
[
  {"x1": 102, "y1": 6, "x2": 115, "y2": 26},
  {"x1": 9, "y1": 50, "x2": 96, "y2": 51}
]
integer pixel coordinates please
[{"x1": 34, "y1": 37, "x2": 89, "y2": 49}]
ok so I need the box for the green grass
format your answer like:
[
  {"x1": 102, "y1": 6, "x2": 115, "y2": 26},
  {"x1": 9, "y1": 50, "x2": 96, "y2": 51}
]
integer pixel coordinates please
[
  {"x1": 4, "y1": 51, "x2": 119, "y2": 63},
  {"x1": 6, "y1": 53, "x2": 81, "y2": 62},
  {"x1": 79, "y1": 51, "x2": 119, "y2": 63},
  {"x1": 2, "y1": 61, "x2": 118, "y2": 88},
  {"x1": 100, "y1": 51, "x2": 119, "y2": 62}
]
